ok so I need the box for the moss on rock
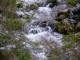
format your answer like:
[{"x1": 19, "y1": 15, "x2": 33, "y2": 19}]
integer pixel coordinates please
[
  {"x1": 68, "y1": 0, "x2": 77, "y2": 6},
  {"x1": 29, "y1": 4, "x2": 38, "y2": 10},
  {"x1": 17, "y1": 3, "x2": 23, "y2": 8},
  {"x1": 55, "y1": 19, "x2": 74, "y2": 34}
]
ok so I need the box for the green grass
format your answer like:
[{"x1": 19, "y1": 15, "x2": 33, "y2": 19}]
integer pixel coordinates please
[
  {"x1": 0, "y1": 50, "x2": 14, "y2": 60},
  {"x1": 0, "y1": 33, "x2": 11, "y2": 46},
  {"x1": 26, "y1": 16, "x2": 31, "y2": 23},
  {"x1": 68, "y1": 0, "x2": 77, "y2": 6},
  {"x1": 11, "y1": 40, "x2": 31, "y2": 60},
  {"x1": 30, "y1": 42, "x2": 40, "y2": 46},
  {"x1": 48, "y1": 57, "x2": 57, "y2": 60},
  {"x1": 62, "y1": 33, "x2": 80, "y2": 50},
  {"x1": 54, "y1": 49, "x2": 60, "y2": 56},
  {"x1": 17, "y1": 3, "x2": 23, "y2": 8},
  {"x1": 62, "y1": 33, "x2": 80, "y2": 42},
  {"x1": 62, "y1": 43, "x2": 73, "y2": 50},
  {"x1": 3, "y1": 19, "x2": 22, "y2": 31}
]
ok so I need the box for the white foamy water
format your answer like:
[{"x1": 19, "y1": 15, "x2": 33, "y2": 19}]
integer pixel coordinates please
[
  {"x1": 34, "y1": 7, "x2": 52, "y2": 21},
  {"x1": 25, "y1": 31, "x2": 63, "y2": 46},
  {"x1": 23, "y1": 3, "x2": 64, "y2": 60},
  {"x1": 16, "y1": 0, "x2": 65, "y2": 60}
]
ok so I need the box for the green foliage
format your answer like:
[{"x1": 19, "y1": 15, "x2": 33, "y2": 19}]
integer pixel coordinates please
[
  {"x1": 17, "y1": 3, "x2": 23, "y2": 8},
  {"x1": 62, "y1": 33, "x2": 80, "y2": 50},
  {"x1": 62, "y1": 33, "x2": 80, "y2": 42},
  {"x1": 0, "y1": 0, "x2": 17, "y2": 18},
  {"x1": 62, "y1": 43, "x2": 73, "y2": 50},
  {"x1": 12, "y1": 48, "x2": 31, "y2": 60},
  {"x1": 26, "y1": 16, "x2": 31, "y2": 23},
  {"x1": 3, "y1": 19, "x2": 22, "y2": 31},
  {"x1": 68, "y1": 0, "x2": 77, "y2": 6},
  {"x1": 11, "y1": 40, "x2": 31, "y2": 60},
  {"x1": 3, "y1": 12, "x2": 17, "y2": 18},
  {"x1": 0, "y1": 31, "x2": 32, "y2": 60},
  {"x1": 48, "y1": 57, "x2": 57, "y2": 60},
  {"x1": 54, "y1": 49, "x2": 60, "y2": 56},
  {"x1": 0, "y1": 50, "x2": 14, "y2": 60},
  {"x1": 30, "y1": 42, "x2": 40, "y2": 46},
  {"x1": 0, "y1": 33, "x2": 11, "y2": 47}
]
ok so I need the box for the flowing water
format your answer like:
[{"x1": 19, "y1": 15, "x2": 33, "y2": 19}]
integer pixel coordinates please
[{"x1": 16, "y1": 0, "x2": 68, "y2": 60}]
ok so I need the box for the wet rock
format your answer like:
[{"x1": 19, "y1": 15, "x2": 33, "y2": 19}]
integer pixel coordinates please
[
  {"x1": 77, "y1": 0, "x2": 80, "y2": 3},
  {"x1": 56, "y1": 11, "x2": 69, "y2": 21},
  {"x1": 29, "y1": 4, "x2": 38, "y2": 10},
  {"x1": 76, "y1": 4, "x2": 80, "y2": 14},
  {"x1": 76, "y1": 21, "x2": 80, "y2": 31},
  {"x1": 48, "y1": 3, "x2": 54, "y2": 8},
  {"x1": 46, "y1": 0, "x2": 57, "y2": 6},
  {"x1": 71, "y1": 4, "x2": 80, "y2": 23},
  {"x1": 0, "y1": 10, "x2": 2, "y2": 13},
  {"x1": 75, "y1": 32, "x2": 80, "y2": 36},
  {"x1": 32, "y1": 21, "x2": 40, "y2": 26},
  {"x1": 55, "y1": 19, "x2": 74, "y2": 34},
  {"x1": 39, "y1": 21, "x2": 47, "y2": 27},
  {"x1": 17, "y1": 2, "x2": 23, "y2": 8},
  {"x1": 37, "y1": 3, "x2": 43, "y2": 7},
  {"x1": 56, "y1": 14, "x2": 66, "y2": 21},
  {"x1": 48, "y1": 22, "x2": 55, "y2": 31}
]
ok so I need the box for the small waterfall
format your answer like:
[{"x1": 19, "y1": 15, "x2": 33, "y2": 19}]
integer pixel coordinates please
[{"x1": 17, "y1": 0, "x2": 64, "y2": 60}]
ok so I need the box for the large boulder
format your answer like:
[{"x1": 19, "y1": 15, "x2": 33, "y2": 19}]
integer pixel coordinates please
[
  {"x1": 72, "y1": 4, "x2": 80, "y2": 22},
  {"x1": 39, "y1": 21, "x2": 47, "y2": 28},
  {"x1": 46, "y1": 0, "x2": 57, "y2": 6},
  {"x1": 56, "y1": 10, "x2": 69, "y2": 21},
  {"x1": 55, "y1": 18, "x2": 74, "y2": 34},
  {"x1": 76, "y1": 21, "x2": 80, "y2": 31}
]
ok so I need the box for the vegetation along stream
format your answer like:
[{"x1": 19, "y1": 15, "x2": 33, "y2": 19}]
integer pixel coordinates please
[{"x1": 0, "y1": 0, "x2": 80, "y2": 60}]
